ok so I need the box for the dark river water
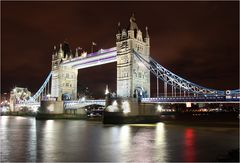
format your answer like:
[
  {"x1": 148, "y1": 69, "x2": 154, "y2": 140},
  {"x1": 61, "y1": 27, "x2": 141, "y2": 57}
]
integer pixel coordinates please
[{"x1": 0, "y1": 116, "x2": 238, "y2": 162}]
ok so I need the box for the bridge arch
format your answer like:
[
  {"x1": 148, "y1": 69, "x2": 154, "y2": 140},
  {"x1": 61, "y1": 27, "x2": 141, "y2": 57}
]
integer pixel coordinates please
[{"x1": 134, "y1": 86, "x2": 148, "y2": 100}]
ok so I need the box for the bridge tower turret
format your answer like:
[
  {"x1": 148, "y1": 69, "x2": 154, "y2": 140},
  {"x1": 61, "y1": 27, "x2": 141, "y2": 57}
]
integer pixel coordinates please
[
  {"x1": 116, "y1": 14, "x2": 150, "y2": 98},
  {"x1": 51, "y1": 43, "x2": 78, "y2": 100}
]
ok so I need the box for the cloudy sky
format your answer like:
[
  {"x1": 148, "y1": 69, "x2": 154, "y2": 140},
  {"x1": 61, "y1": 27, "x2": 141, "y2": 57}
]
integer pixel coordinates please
[{"x1": 1, "y1": 1, "x2": 239, "y2": 98}]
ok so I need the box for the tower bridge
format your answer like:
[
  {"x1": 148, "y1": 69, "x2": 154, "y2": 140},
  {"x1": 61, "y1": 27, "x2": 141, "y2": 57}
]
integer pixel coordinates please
[{"x1": 11, "y1": 14, "x2": 239, "y2": 113}]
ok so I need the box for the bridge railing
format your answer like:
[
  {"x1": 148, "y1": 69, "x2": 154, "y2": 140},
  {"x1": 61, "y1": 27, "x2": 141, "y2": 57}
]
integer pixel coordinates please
[
  {"x1": 133, "y1": 50, "x2": 240, "y2": 97},
  {"x1": 64, "y1": 100, "x2": 105, "y2": 110},
  {"x1": 142, "y1": 95, "x2": 239, "y2": 103}
]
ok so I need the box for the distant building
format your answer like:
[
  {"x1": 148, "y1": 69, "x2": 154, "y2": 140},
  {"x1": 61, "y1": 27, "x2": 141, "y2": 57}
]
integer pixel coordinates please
[
  {"x1": 1, "y1": 92, "x2": 10, "y2": 103},
  {"x1": 10, "y1": 87, "x2": 31, "y2": 111}
]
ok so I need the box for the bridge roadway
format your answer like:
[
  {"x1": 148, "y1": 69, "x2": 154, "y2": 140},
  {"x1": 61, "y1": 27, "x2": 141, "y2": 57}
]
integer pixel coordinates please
[
  {"x1": 142, "y1": 96, "x2": 240, "y2": 104},
  {"x1": 64, "y1": 100, "x2": 105, "y2": 109},
  {"x1": 15, "y1": 96, "x2": 239, "y2": 109},
  {"x1": 63, "y1": 96, "x2": 239, "y2": 109}
]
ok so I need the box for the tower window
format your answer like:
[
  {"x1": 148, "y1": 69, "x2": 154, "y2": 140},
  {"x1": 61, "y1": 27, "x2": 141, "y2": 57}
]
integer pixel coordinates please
[{"x1": 138, "y1": 72, "x2": 141, "y2": 78}]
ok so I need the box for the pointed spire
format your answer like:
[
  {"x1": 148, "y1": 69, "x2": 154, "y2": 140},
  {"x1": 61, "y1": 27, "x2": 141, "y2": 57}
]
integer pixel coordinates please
[
  {"x1": 57, "y1": 43, "x2": 64, "y2": 58},
  {"x1": 59, "y1": 43, "x2": 63, "y2": 53},
  {"x1": 145, "y1": 26, "x2": 149, "y2": 38},
  {"x1": 53, "y1": 45, "x2": 57, "y2": 57},
  {"x1": 117, "y1": 22, "x2": 121, "y2": 34},
  {"x1": 75, "y1": 48, "x2": 79, "y2": 57}
]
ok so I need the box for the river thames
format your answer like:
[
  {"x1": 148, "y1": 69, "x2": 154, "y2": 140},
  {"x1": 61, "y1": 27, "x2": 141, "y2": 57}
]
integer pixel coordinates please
[{"x1": 0, "y1": 116, "x2": 238, "y2": 162}]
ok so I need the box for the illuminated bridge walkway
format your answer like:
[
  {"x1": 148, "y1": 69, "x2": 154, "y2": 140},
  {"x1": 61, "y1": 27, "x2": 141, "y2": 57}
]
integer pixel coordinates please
[
  {"x1": 15, "y1": 95, "x2": 239, "y2": 110},
  {"x1": 142, "y1": 96, "x2": 240, "y2": 104},
  {"x1": 63, "y1": 96, "x2": 239, "y2": 110},
  {"x1": 64, "y1": 95, "x2": 239, "y2": 109},
  {"x1": 64, "y1": 100, "x2": 105, "y2": 110}
]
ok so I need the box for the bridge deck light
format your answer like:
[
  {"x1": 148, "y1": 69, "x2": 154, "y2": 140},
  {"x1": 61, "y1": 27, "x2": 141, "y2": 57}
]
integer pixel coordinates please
[
  {"x1": 112, "y1": 100, "x2": 117, "y2": 106},
  {"x1": 157, "y1": 105, "x2": 162, "y2": 112},
  {"x1": 105, "y1": 85, "x2": 109, "y2": 95},
  {"x1": 81, "y1": 97, "x2": 86, "y2": 102},
  {"x1": 122, "y1": 101, "x2": 130, "y2": 113}
]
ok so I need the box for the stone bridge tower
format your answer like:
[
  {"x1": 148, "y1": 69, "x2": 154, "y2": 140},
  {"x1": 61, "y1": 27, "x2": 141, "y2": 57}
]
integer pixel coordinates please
[
  {"x1": 51, "y1": 43, "x2": 78, "y2": 100},
  {"x1": 116, "y1": 14, "x2": 150, "y2": 98}
]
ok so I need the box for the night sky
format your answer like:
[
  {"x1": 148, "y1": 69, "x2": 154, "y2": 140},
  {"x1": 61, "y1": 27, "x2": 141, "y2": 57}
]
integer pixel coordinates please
[{"x1": 1, "y1": 1, "x2": 239, "y2": 98}]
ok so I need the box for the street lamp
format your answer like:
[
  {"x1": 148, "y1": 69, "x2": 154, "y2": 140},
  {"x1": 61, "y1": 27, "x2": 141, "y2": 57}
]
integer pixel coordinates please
[
  {"x1": 91, "y1": 42, "x2": 97, "y2": 53},
  {"x1": 105, "y1": 85, "x2": 109, "y2": 95}
]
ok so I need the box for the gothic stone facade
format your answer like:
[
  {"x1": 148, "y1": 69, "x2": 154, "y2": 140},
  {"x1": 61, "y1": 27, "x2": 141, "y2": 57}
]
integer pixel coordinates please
[
  {"x1": 116, "y1": 14, "x2": 150, "y2": 98},
  {"x1": 51, "y1": 44, "x2": 78, "y2": 100},
  {"x1": 51, "y1": 14, "x2": 150, "y2": 100}
]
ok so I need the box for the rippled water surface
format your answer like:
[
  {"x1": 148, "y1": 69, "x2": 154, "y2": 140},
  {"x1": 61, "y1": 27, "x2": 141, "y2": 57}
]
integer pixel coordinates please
[{"x1": 0, "y1": 116, "x2": 238, "y2": 162}]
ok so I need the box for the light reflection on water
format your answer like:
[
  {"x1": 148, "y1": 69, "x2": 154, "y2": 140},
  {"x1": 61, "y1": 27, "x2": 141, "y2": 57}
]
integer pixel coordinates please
[
  {"x1": 0, "y1": 116, "x2": 238, "y2": 162},
  {"x1": 184, "y1": 128, "x2": 195, "y2": 162},
  {"x1": 27, "y1": 117, "x2": 36, "y2": 161},
  {"x1": 155, "y1": 123, "x2": 167, "y2": 162},
  {"x1": 119, "y1": 125, "x2": 131, "y2": 151}
]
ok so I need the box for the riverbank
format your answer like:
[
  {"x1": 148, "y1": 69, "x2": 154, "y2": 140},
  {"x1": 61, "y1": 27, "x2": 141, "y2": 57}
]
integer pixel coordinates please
[
  {"x1": 163, "y1": 120, "x2": 239, "y2": 128},
  {"x1": 160, "y1": 112, "x2": 239, "y2": 127},
  {"x1": 36, "y1": 113, "x2": 87, "y2": 120},
  {"x1": 217, "y1": 148, "x2": 239, "y2": 162},
  {"x1": 1, "y1": 112, "x2": 239, "y2": 128},
  {"x1": 1, "y1": 112, "x2": 36, "y2": 116}
]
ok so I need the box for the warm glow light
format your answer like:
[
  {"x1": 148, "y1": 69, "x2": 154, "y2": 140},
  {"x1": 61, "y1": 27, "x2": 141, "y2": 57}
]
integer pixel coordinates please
[
  {"x1": 112, "y1": 100, "x2": 117, "y2": 106},
  {"x1": 106, "y1": 105, "x2": 118, "y2": 112},
  {"x1": 46, "y1": 104, "x2": 54, "y2": 112},
  {"x1": 122, "y1": 101, "x2": 130, "y2": 113},
  {"x1": 157, "y1": 105, "x2": 162, "y2": 112},
  {"x1": 186, "y1": 102, "x2": 192, "y2": 108},
  {"x1": 81, "y1": 52, "x2": 87, "y2": 57},
  {"x1": 81, "y1": 97, "x2": 86, "y2": 102},
  {"x1": 120, "y1": 125, "x2": 131, "y2": 149},
  {"x1": 32, "y1": 106, "x2": 39, "y2": 112},
  {"x1": 154, "y1": 123, "x2": 167, "y2": 162}
]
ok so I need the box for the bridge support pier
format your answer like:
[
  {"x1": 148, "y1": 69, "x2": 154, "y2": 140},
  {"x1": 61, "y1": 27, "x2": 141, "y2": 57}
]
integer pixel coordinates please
[
  {"x1": 37, "y1": 100, "x2": 88, "y2": 120},
  {"x1": 104, "y1": 98, "x2": 160, "y2": 124},
  {"x1": 38, "y1": 100, "x2": 64, "y2": 114}
]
